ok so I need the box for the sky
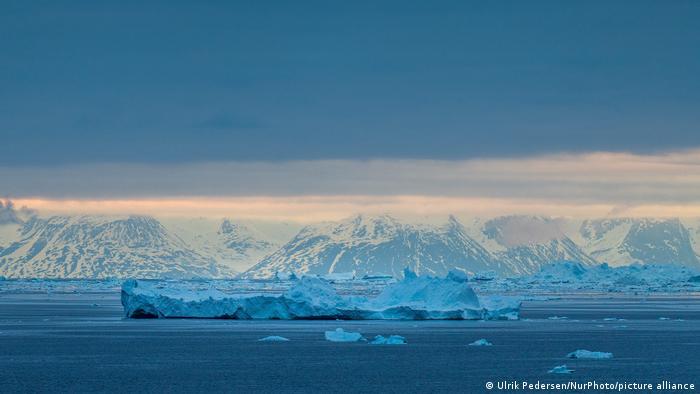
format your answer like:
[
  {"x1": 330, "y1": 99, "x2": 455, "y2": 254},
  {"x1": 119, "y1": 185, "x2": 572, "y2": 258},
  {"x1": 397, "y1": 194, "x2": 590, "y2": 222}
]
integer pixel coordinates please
[{"x1": 2, "y1": 1, "x2": 700, "y2": 220}]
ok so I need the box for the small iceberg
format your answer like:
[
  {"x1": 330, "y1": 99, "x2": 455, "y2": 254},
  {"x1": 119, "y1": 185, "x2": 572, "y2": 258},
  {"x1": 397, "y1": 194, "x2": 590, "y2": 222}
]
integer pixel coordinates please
[
  {"x1": 548, "y1": 365, "x2": 573, "y2": 374},
  {"x1": 468, "y1": 339, "x2": 492, "y2": 346},
  {"x1": 566, "y1": 350, "x2": 613, "y2": 359},
  {"x1": 257, "y1": 336, "x2": 290, "y2": 342},
  {"x1": 547, "y1": 316, "x2": 568, "y2": 320},
  {"x1": 658, "y1": 317, "x2": 671, "y2": 321},
  {"x1": 369, "y1": 335, "x2": 407, "y2": 345},
  {"x1": 325, "y1": 328, "x2": 364, "y2": 343}
]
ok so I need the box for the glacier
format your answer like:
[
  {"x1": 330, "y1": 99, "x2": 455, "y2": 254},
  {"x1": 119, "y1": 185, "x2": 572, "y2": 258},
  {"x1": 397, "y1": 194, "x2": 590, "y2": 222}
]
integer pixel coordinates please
[{"x1": 120, "y1": 268, "x2": 521, "y2": 320}]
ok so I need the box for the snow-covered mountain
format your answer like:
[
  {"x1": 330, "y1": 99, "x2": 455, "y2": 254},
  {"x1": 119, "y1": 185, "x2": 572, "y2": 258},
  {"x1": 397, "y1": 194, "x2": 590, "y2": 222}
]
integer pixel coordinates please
[
  {"x1": 160, "y1": 217, "x2": 300, "y2": 272},
  {"x1": 576, "y1": 218, "x2": 700, "y2": 268},
  {"x1": 0, "y1": 216, "x2": 231, "y2": 279},
  {"x1": 244, "y1": 214, "x2": 700, "y2": 279},
  {"x1": 241, "y1": 215, "x2": 505, "y2": 279},
  {"x1": 2, "y1": 199, "x2": 700, "y2": 279},
  {"x1": 468, "y1": 216, "x2": 597, "y2": 275}
]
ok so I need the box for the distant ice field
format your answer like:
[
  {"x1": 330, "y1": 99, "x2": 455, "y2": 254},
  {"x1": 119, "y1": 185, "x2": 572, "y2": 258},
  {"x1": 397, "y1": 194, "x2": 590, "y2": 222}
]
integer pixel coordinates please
[{"x1": 0, "y1": 286, "x2": 698, "y2": 393}]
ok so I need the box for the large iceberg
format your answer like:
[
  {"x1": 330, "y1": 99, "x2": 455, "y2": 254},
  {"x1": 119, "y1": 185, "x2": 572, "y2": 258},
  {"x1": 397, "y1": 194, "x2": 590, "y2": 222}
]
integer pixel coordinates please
[{"x1": 121, "y1": 269, "x2": 521, "y2": 320}]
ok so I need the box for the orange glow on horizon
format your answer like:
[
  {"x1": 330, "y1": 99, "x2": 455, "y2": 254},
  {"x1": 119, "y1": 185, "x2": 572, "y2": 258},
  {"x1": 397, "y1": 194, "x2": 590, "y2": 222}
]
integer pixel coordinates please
[{"x1": 11, "y1": 196, "x2": 700, "y2": 222}]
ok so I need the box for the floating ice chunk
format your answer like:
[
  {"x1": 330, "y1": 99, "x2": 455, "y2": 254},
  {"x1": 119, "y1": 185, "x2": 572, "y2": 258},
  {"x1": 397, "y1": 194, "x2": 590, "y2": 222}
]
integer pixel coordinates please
[
  {"x1": 548, "y1": 365, "x2": 573, "y2": 374},
  {"x1": 369, "y1": 335, "x2": 407, "y2": 345},
  {"x1": 548, "y1": 316, "x2": 568, "y2": 320},
  {"x1": 658, "y1": 317, "x2": 671, "y2": 321},
  {"x1": 325, "y1": 328, "x2": 364, "y2": 342},
  {"x1": 468, "y1": 339, "x2": 492, "y2": 346},
  {"x1": 566, "y1": 350, "x2": 613, "y2": 359},
  {"x1": 258, "y1": 336, "x2": 290, "y2": 342}
]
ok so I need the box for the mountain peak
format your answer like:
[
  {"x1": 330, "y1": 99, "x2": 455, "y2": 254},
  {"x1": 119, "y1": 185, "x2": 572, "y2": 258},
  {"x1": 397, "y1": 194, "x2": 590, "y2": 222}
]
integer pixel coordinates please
[{"x1": 242, "y1": 213, "x2": 498, "y2": 279}]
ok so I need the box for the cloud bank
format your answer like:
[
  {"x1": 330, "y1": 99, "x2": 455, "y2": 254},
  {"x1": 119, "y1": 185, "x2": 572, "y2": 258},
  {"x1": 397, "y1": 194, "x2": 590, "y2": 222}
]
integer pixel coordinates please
[{"x1": 3, "y1": 150, "x2": 700, "y2": 220}]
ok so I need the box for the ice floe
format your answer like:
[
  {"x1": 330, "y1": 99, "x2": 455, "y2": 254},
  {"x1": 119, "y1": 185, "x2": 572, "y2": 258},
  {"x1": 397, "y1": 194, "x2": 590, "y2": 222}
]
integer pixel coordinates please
[
  {"x1": 258, "y1": 336, "x2": 290, "y2": 342},
  {"x1": 325, "y1": 328, "x2": 364, "y2": 342},
  {"x1": 566, "y1": 350, "x2": 613, "y2": 359},
  {"x1": 121, "y1": 268, "x2": 521, "y2": 320},
  {"x1": 548, "y1": 365, "x2": 573, "y2": 374},
  {"x1": 468, "y1": 339, "x2": 493, "y2": 346},
  {"x1": 369, "y1": 335, "x2": 407, "y2": 345}
]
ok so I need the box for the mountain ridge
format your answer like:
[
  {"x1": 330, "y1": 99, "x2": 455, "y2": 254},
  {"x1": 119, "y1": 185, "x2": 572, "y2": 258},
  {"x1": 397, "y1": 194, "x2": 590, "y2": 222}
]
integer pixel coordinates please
[{"x1": 2, "y1": 209, "x2": 699, "y2": 279}]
